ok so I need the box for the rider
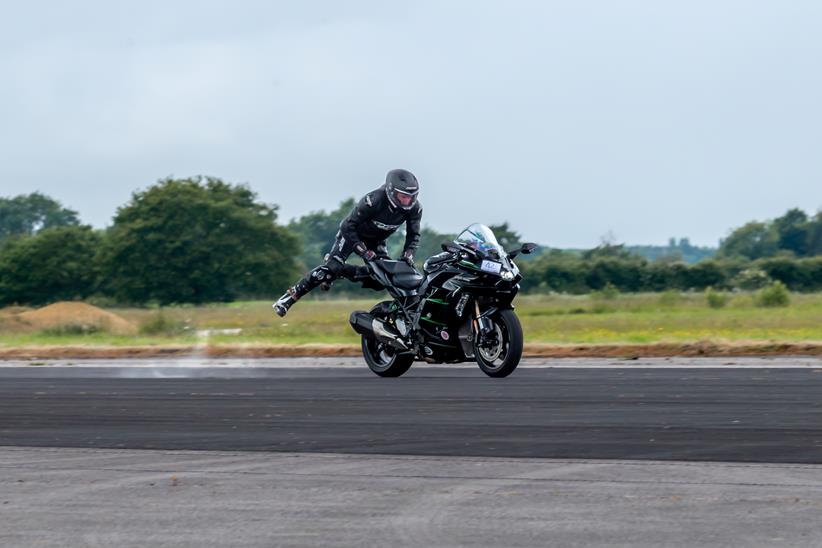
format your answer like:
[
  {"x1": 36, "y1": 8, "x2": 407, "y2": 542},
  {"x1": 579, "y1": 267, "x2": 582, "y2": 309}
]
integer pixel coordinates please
[{"x1": 273, "y1": 169, "x2": 422, "y2": 317}]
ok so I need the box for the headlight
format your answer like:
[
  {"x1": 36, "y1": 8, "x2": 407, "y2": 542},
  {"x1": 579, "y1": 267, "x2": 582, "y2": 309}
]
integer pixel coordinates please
[{"x1": 501, "y1": 269, "x2": 515, "y2": 281}]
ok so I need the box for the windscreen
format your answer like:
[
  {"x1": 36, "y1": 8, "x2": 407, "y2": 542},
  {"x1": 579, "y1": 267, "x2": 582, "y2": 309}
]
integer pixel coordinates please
[{"x1": 455, "y1": 223, "x2": 506, "y2": 260}]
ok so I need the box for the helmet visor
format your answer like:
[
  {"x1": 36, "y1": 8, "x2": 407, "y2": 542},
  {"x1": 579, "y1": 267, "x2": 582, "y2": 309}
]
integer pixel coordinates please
[{"x1": 394, "y1": 189, "x2": 417, "y2": 208}]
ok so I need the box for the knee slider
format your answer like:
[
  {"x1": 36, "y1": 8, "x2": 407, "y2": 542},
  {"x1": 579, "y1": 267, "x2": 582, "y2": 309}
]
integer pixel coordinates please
[
  {"x1": 325, "y1": 259, "x2": 346, "y2": 276},
  {"x1": 310, "y1": 265, "x2": 337, "y2": 282}
]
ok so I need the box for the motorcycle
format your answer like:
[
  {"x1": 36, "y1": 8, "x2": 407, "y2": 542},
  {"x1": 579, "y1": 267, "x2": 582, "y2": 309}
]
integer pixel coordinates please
[{"x1": 348, "y1": 223, "x2": 537, "y2": 378}]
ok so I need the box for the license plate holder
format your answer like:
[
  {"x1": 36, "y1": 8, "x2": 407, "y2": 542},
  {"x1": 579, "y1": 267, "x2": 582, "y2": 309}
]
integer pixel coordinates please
[{"x1": 480, "y1": 260, "x2": 502, "y2": 274}]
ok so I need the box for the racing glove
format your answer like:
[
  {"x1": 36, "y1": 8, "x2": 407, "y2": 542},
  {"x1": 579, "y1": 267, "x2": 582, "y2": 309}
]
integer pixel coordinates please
[
  {"x1": 401, "y1": 250, "x2": 415, "y2": 266},
  {"x1": 354, "y1": 242, "x2": 376, "y2": 261}
]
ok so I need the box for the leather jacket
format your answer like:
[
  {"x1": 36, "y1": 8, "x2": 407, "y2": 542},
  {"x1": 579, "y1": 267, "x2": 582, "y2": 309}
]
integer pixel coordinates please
[{"x1": 340, "y1": 187, "x2": 422, "y2": 253}]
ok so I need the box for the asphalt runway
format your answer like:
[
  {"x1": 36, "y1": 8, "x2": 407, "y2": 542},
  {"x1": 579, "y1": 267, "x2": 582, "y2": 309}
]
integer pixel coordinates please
[
  {"x1": 3, "y1": 358, "x2": 822, "y2": 547},
  {"x1": 2, "y1": 358, "x2": 822, "y2": 463}
]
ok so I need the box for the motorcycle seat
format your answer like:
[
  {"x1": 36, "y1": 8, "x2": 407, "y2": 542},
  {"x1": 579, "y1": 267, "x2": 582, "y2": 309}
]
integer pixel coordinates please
[
  {"x1": 392, "y1": 272, "x2": 425, "y2": 289},
  {"x1": 378, "y1": 260, "x2": 424, "y2": 289}
]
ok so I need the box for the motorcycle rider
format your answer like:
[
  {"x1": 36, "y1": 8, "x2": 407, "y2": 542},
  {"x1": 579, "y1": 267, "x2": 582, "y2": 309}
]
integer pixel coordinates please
[{"x1": 273, "y1": 169, "x2": 422, "y2": 317}]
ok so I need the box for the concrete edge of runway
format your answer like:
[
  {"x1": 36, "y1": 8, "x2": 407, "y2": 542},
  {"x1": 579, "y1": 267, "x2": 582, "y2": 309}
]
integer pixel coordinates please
[{"x1": 2, "y1": 446, "x2": 822, "y2": 548}]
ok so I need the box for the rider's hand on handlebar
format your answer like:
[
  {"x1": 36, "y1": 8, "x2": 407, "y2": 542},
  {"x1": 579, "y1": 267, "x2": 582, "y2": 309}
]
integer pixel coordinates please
[
  {"x1": 401, "y1": 250, "x2": 415, "y2": 266},
  {"x1": 355, "y1": 243, "x2": 377, "y2": 261}
]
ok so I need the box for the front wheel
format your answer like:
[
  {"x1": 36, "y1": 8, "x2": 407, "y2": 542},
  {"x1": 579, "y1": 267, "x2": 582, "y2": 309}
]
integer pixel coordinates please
[
  {"x1": 362, "y1": 337, "x2": 414, "y2": 377},
  {"x1": 474, "y1": 309, "x2": 523, "y2": 378}
]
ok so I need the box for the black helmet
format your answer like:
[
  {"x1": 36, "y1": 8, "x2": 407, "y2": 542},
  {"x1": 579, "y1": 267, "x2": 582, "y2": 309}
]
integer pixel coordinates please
[{"x1": 384, "y1": 169, "x2": 419, "y2": 210}]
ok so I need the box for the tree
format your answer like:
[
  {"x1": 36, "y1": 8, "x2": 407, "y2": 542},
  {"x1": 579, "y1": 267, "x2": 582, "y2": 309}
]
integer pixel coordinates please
[
  {"x1": 288, "y1": 198, "x2": 356, "y2": 270},
  {"x1": 0, "y1": 226, "x2": 101, "y2": 305},
  {"x1": 773, "y1": 208, "x2": 810, "y2": 257},
  {"x1": 582, "y1": 243, "x2": 636, "y2": 260},
  {"x1": 808, "y1": 211, "x2": 822, "y2": 256},
  {"x1": 718, "y1": 221, "x2": 779, "y2": 260},
  {"x1": 100, "y1": 176, "x2": 299, "y2": 304},
  {"x1": 0, "y1": 192, "x2": 79, "y2": 240}
]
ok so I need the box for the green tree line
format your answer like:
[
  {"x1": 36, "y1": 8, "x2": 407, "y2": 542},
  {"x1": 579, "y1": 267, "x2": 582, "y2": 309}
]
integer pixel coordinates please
[
  {"x1": 0, "y1": 178, "x2": 300, "y2": 305},
  {"x1": 718, "y1": 208, "x2": 822, "y2": 259},
  {"x1": 0, "y1": 180, "x2": 820, "y2": 306},
  {"x1": 518, "y1": 252, "x2": 822, "y2": 293}
]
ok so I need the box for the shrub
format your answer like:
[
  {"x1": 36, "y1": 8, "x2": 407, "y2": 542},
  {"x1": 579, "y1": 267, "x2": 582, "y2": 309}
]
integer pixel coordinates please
[
  {"x1": 590, "y1": 302, "x2": 614, "y2": 314},
  {"x1": 585, "y1": 259, "x2": 645, "y2": 292},
  {"x1": 758, "y1": 258, "x2": 809, "y2": 290},
  {"x1": 756, "y1": 281, "x2": 790, "y2": 308},
  {"x1": 139, "y1": 310, "x2": 188, "y2": 335},
  {"x1": 732, "y1": 268, "x2": 771, "y2": 290},
  {"x1": 658, "y1": 290, "x2": 681, "y2": 307},
  {"x1": 540, "y1": 258, "x2": 589, "y2": 294},
  {"x1": 41, "y1": 323, "x2": 102, "y2": 336},
  {"x1": 591, "y1": 283, "x2": 620, "y2": 300},
  {"x1": 685, "y1": 260, "x2": 728, "y2": 290},
  {"x1": 705, "y1": 287, "x2": 730, "y2": 309}
]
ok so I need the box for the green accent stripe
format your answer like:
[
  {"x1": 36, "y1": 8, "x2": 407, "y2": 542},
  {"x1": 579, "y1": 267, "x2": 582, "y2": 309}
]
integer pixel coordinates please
[
  {"x1": 426, "y1": 298, "x2": 449, "y2": 305},
  {"x1": 459, "y1": 260, "x2": 480, "y2": 270},
  {"x1": 420, "y1": 316, "x2": 448, "y2": 327}
]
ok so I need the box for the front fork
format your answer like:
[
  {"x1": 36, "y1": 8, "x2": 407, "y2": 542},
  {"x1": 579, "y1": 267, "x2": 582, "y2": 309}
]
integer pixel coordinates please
[{"x1": 473, "y1": 301, "x2": 497, "y2": 339}]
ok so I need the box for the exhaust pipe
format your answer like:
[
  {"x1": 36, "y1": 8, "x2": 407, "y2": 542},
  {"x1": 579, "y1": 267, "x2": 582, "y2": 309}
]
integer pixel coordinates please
[{"x1": 349, "y1": 311, "x2": 409, "y2": 351}]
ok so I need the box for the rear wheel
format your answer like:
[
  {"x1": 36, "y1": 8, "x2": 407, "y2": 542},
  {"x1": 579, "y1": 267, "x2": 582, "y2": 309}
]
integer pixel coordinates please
[
  {"x1": 362, "y1": 337, "x2": 414, "y2": 377},
  {"x1": 361, "y1": 302, "x2": 414, "y2": 378},
  {"x1": 474, "y1": 309, "x2": 523, "y2": 378}
]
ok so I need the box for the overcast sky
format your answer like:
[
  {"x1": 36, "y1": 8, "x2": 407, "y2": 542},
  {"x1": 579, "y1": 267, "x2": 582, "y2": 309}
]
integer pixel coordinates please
[{"x1": 2, "y1": 1, "x2": 821, "y2": 247}]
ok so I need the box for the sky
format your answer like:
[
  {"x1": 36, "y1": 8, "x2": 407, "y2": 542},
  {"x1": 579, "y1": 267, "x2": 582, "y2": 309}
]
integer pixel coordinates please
[{"x1": 1, "y1": 0, "x2": 821, "y2": 248}]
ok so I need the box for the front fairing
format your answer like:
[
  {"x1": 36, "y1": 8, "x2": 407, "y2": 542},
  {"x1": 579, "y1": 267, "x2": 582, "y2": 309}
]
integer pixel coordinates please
[{"x1": 452, "y1": 224, "x2": 521, "y2": 285}]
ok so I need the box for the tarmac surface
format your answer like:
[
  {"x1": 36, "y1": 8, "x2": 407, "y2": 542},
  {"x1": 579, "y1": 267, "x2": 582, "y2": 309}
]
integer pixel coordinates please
[
  {"x1": 2, "y1": 357, "x2": 822, "y2": 463},
  {"x1": 2, "y1": 357, "x2": 822, "y2": 547}
]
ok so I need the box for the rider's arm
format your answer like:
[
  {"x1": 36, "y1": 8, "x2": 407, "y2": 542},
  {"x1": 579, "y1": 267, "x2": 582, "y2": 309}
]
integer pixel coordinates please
[
  {"x1": 340, "y1": 193, "x2": 375, "y2": 251},
  {"x1": 403, "y1": 203, "x2": 423, "y2": 254}
]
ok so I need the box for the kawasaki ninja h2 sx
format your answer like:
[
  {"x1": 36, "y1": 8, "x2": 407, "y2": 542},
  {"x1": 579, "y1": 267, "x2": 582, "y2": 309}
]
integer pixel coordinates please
[{"x1": 349, "y1": 223, "x2": 537, "y2": 378}]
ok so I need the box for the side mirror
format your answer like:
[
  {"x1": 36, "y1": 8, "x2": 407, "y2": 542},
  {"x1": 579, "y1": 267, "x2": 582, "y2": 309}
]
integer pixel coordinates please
[
  {"x1": 508, "y1": 242, "x2": 538, "y2": 259},
  {"x1": 441, "y1": 242, "x2": 461, "y2": 254},
  {"x1": 520, "y1": 242, "x2": 538, "y2": 254}
]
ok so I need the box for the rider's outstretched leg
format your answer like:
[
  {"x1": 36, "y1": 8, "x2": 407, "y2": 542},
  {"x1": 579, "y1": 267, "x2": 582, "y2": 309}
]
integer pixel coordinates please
[
  {"x1": 273, "y1": 236, "x2": 354, "y2": 317},
  {"x1": 273, "y1": 235, "x2": 375, "y2": 317},
  {"x1": 273, "y1": 264, "x2": 338, "y2": 317}
]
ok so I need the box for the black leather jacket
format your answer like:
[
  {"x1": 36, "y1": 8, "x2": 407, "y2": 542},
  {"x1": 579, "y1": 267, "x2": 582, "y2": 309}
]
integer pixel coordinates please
[{"x1": 340, "y1": 187, "x2": 423, "y2": 253}]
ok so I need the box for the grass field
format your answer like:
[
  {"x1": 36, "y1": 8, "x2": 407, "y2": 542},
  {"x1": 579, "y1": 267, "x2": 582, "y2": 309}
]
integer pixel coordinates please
[{"x1": 1, "y1": 291, "x2": 821, "y2": 348}]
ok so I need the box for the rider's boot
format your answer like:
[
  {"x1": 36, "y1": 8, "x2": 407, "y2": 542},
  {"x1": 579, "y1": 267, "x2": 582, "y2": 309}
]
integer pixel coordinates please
[{"x1": 273, "y1": 287, "x2": 299, "y2": 317}]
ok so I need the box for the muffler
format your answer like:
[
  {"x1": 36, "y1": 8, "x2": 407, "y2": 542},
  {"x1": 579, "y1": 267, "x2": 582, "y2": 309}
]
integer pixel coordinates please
[{"x1": 349, "y1": 311, "x2": 409, "y2": 351}]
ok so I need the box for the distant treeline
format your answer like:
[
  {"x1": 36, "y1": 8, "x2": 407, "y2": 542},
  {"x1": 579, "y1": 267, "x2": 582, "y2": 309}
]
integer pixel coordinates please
[
  {"x1": 0, "y1": 178, "x2": 299, "y2": 306},
  {"x1": 519, "y1": 252, "x2": 822, "y2": 294},
  {"x1": 625, "y1": 238, "x2": 715, "y2": 264},
  {"x1": 0, "y1": 177, "x2": 820, "y2": 305}
]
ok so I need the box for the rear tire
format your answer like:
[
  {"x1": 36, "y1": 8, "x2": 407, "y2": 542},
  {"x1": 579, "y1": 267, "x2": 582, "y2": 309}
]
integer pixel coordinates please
[
  {"x1": 362, "y1": 337, "x2": 414, "y2": 377},
  {"x1": 474, "y1": 309, "x2": 523, "y2": 378}
]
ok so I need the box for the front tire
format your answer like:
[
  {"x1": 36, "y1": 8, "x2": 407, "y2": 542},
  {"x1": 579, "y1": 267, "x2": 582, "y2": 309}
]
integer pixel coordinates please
[{"x1": 474, "y1": 309, "x2": 523, "y2": 378}]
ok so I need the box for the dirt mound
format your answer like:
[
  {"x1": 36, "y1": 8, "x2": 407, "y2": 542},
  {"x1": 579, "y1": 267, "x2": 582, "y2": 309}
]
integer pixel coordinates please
[
  {"x1": 0, "y1": 306, "x2": 31, "y2": 317},
  {"x1": 17, "y1": 302, "x2": 137, "y2": 335}
]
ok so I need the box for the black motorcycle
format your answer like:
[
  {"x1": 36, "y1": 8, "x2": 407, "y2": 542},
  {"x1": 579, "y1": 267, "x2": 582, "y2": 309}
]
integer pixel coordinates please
[{"x1": 349, "y1": 223, "x2": 537, "y2": 378}]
